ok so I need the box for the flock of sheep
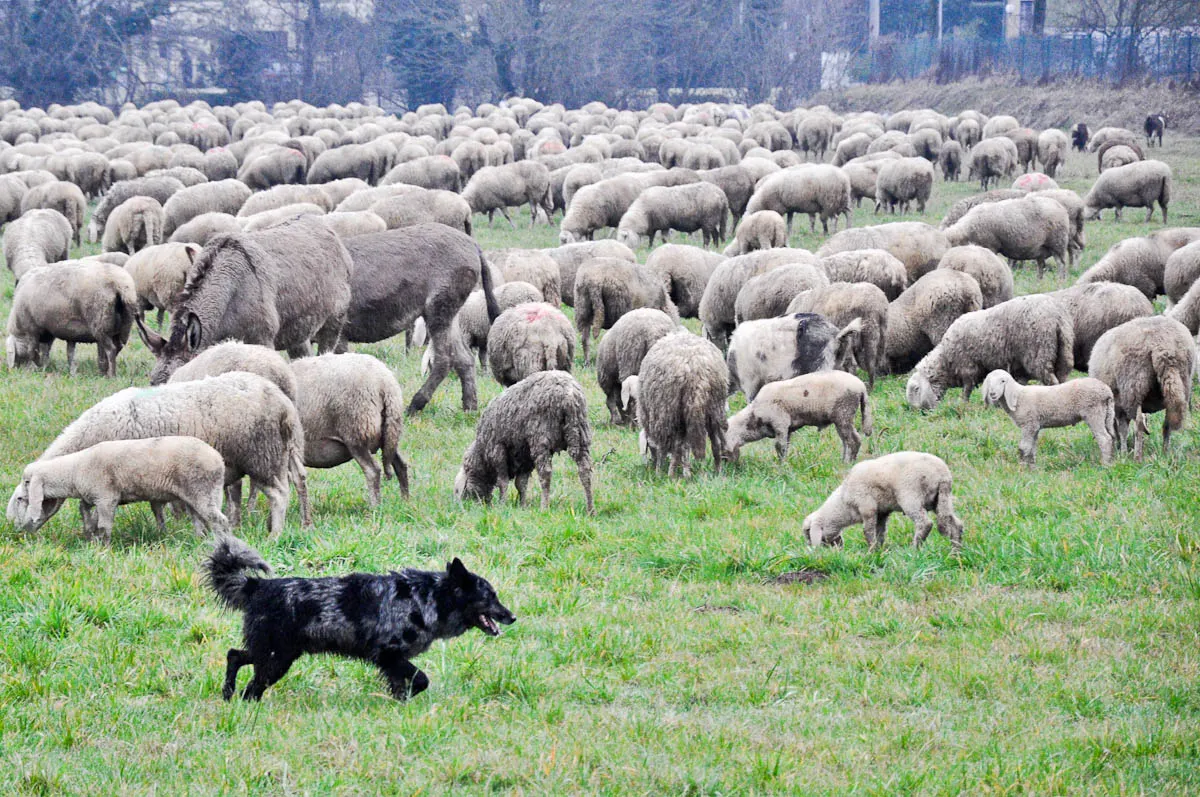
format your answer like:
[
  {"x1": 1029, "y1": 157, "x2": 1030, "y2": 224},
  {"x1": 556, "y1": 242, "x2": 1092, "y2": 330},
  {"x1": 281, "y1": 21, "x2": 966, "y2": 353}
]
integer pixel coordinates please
[{"x1": 0, "y1": 95, "x2": 1196, "y2": 560}]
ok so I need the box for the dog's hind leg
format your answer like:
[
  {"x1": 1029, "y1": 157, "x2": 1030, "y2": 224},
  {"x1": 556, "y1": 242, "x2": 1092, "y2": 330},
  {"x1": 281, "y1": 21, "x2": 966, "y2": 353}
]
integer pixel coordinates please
[
  {"x1": 223, "y1": 648, "x2": 251, "y2": 701},
  {"x1": 378, "y1": 649, "x2": 430, "y2": 700},
  {"x1": 241, "y1": 651, "x2": 298, "y2": 701}
]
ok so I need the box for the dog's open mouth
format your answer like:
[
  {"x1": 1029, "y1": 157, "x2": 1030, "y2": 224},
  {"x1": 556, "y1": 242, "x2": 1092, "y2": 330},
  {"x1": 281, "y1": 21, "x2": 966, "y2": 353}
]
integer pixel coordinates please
[{"x1": 477, "y1": 614, "x2": 500, "y2": 636}]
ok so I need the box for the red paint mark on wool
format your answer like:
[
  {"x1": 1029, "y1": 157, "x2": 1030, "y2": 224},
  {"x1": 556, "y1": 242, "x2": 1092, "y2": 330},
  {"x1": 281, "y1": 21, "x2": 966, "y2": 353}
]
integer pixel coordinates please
[{"x1": 523, "y1": 306, "x2": 551, "y2": 323}]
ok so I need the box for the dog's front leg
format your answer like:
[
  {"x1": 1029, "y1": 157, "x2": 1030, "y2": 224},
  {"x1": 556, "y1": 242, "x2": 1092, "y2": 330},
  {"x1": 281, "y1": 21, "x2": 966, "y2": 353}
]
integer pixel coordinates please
[
  {"x1": 377, "y1": 649, "x2": 429, "y2": 700},
  {"x1": 223, "y1": 648, "x2": 251, "y2": 700}
]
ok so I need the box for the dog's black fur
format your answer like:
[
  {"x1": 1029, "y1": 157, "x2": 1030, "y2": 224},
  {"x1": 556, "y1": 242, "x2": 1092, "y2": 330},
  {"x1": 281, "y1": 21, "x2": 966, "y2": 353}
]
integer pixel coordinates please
[
  {"x1": 1071, "y1": 122, "x2": 1089, "y2": 152},
  {"x1": 1145, "y1": 114, "x2": 1166, "y2": 147},
  {"x1": 205, "y1": 536, "x2": 515, "y2": 701}
]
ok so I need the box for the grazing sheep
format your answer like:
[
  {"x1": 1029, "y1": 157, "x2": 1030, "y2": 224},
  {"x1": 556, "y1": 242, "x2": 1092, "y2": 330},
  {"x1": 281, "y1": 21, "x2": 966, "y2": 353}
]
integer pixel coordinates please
[
  {"x1": 486, "y1": 302, "x2": 574, "y2": 387},
  {"x1": 1144, "y1": 114, "x2": 1165, "y2": 147},
  {"x1": 1088, "y1": 316, "x2": 1195, "y2": 460},
  {"x1": 318, "y1": 210, "x2": 387, "y2": 239},
  {"x1": 734, "y1": 263, "x2": 829, "y2": 323},
  {"x1": 982, "y1": 370, "x2": 1116, "y2": 466},
  {"x1": 433, "y1": 281, "x2": 543, "y2": 371},
  {"x1": 460, "y1": 162, "x2": 551, "y2": 229},
  {"x1": 341, "y1": 224, "x2": 499, "y2": 413},
  {"x1": 167, "y1": 342, "x2": 299, "y2": 403},
  {"x1": 559, "y1": 170, "x2": 700, "y2": 243},
  {"x1": 87, "y1": 175, "x2": 186, "y2": 243},
  {"x1": 698, "y1": 164, "x2": 756, "y2": 226},
  {"x1": 454, "y1": 370, "x2": 594, "y2": 513},
  {"x1": 728, "y1": 210, "x2": 786, "y2": 254},
  {"x1": 6, "y1": 437, "x2": 229, "y2": 544},
  {"x1": 802, "y1": 452, "x2": 963, "y2": 551},
  {"x1": 370, "y1": 188, "x2": 472, "y2": 234},
  {"x1": 596, "y1": 308, "x2": 678, "y2": 424},
  {"x1": 817, "y1": 222, "x2": 950, "y2": 283},
  {"x1": 139, "y1": 217, "x2": 353, "y2": 383},
  {"x1": 725, "y1": 371, "x2": 871, "y2": 464},
  {"x1": 237, "y1": 184, "x2": 334, "y2": 218},
  {"x1": 616, "y1": 181, "x2": 729, "y2": 248},
  {"x1": 636, "y1": 333, "x2": 728, "y2": 478},
  {"x1": 818, "y1": 249, "x2": 908, "y2": 301},
  {"x1": 874, "y1": 157, "x2": 934, "y2": 214},
  {"x1": 843, "y1": 160, "x2": 883, "y2": 208},
  {"x1": 939, "y1": 189, "x2": 1024, "y2": 230},
  {"x1": 745, "y1": 165, "x2": 852, "y2": 236},
  {"x1": 938, "y1": 140, "x2": 962, "y2": 181},
  {"x1": 161, "y1": 179, "x2": 253, "y2": 237},
  {"x1": 1083, "y1": 160, "x2": 1171, "y2": 223},
  {"x1": 1036, "y1": 129, "x2": 1070, "y2": 178},
  {"x1": 168, "y1": 211, "x2": 242, "y2": 246},
  {"x1": 1075, "y1": 236, "x2": 1169, "y2": 300},
  {"x1": 381, "y1": 155, "x2": 462, "y2": 193},
  {"x1": 787, "y1": 282, "x2": 889, "y2": 389},
  {"x1": 1164, "y1": 240, "x2": 1200, "y2": 303},
  {"x1": 2, "y1": 208, "x2": 72, "y2": 281},
  {"x1": 885, "y1": 270, "x2": 984, "y2": 373},
  {"x1": 238, "y1": 147, "x2": 308, "y2": 190},
  {"x1": 967, "y1": 138, "x2": 1018, "y2": 190},
  {"x1": 487, "y1": 249, "x2": 562, "y2": 306},
  {"x1": 906, "y1": 295, "x2": 1074, "y2": 410},
  {"x1": 1071, "y1": 123, "x2": 1090, "y2": 152},
  {"x1": 645, "y1": 244, "x2": 725, "y2": 318},
  {"x1": 956, "y1": 119, "x2": 982, "y2": 149},
  {"x1": 101, "y1": 196, "x2": 165, "y2": 254},
  {"x1": 1004, "y1": 128, "x2": 1038, "y2": 173},
  {"x1": 937, "y1": 245, "x2": 1013, "y2": 309},
  {"x1": 1166, "y1": 274, "x2": 1200, "y2": 335},
  {"x1": 546, "y1": 240, "x2": 636, "y2": 307},
  {"x1": 7, "y1": 261, "x2": 138, "y2": 377},
  {"x1": 727, "y1": 313, "x2": 862, "y2": 401},
  {"x1": 290, "y1": 353, "x2": 410, "y2": 506},
  {"x1": 574, "y1": 257, "x2": 677, "y2": 362},
  {"x1": 36, "y1": 372, "x2": 308, "y2": 534},
  {"x1": 1012, "y1": 173, "x2": 1058, "y2": 192},
  {"x1": 0, "y1": 174, "x2": 27, "y2": 224},
  {"x1": 124, "y1": 242, "x2": 201, "y2": 327},
  {"x1": 240, "y1": 203, "x2": 327, "y2": 233},
  {"x1": 1098, "y1": 142, "x2": 1142, "y2": 173},
  {"x1": 797, "y1": 114, "x2": 834, "y2": 161},
  {"x1": 1050, "y1": 282, "x2": 1154, "y2": 366},
  {"x1": 20, "y1": 180, "x2": 86, "y2": 244},
  {"x1": 943, "y1": 195, "x2": 1070, "y2": 279}
]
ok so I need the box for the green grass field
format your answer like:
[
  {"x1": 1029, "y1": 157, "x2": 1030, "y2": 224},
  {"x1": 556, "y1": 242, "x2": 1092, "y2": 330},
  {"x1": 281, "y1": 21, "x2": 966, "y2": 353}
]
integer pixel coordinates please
[{"x1": 2, "y1": 142, "x2": 1200, "y2": 794}]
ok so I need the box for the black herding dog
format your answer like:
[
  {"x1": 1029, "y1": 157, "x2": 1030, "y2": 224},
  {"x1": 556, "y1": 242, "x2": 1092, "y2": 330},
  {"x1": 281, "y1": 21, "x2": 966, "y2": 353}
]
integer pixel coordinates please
[{"x1": 205, "y1": 536, "x2": 515, "y2": 701}]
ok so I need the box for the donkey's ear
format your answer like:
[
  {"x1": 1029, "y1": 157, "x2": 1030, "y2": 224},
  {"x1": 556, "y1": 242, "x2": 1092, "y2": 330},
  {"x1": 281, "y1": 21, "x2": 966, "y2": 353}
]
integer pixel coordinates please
[
  {"x1": 135, "y1": 314, "x2": 165, "y2": 354},
  {"x1": 185, "y1": 313, "x2": 202, "y2": 352}
]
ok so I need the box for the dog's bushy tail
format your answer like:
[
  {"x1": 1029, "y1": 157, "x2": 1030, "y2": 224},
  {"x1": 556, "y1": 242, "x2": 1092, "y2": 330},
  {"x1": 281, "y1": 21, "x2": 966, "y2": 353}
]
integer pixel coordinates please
[{"x1": 206, "y1": 535, "x2": 272, "y2": 610}]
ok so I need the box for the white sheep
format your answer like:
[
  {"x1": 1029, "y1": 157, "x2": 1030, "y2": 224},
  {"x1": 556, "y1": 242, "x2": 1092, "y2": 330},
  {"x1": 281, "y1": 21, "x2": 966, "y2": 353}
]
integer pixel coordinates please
[
  {"x1": 6, "y1": 437, "x2": 229, "y2": 544},
  {"x1": 802, "y1": 452, "x2": 963, "y2": 551},
  {"x1": 981, "y1": 370, "x2": 1116, "y2": 466}
]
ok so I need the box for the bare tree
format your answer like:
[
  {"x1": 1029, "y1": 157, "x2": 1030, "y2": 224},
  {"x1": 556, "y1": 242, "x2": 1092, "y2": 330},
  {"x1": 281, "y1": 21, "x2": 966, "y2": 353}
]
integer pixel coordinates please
[{"x1": 1058, "y1": 0, "x2": 1199, "y2": 80}]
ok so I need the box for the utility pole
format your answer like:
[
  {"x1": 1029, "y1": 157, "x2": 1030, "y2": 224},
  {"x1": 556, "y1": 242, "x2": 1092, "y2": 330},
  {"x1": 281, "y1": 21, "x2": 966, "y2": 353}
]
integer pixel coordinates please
[
  {"x1": 937, "y1": 0, "x2": 944, "y2": 42},
  {"x1": 869, "y1": 0, "x2": 879, "y2": 44}
]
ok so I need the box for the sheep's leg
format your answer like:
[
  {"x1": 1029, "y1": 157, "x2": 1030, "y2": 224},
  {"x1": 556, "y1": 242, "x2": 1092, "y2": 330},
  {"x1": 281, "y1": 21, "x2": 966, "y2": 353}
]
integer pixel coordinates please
[
  {"x1": 487, "y1": 209, "x2": 495, "y2": 226},
  {"x1": 785, "y1": 213, "x2": 794, "y2": 238},
  {"x1": 707, "y1": 416, "x2": 725, "y2": 476},
  {"x1": 774, "y1": 429, "x2": 790, "y2": 462},
  {"x1": 66, "y1": 342, "x2": 77, "y2": 375},
  {"x1": 150, "y1": 501, "x2": 167, "y2": 533},
  {"x1": 874, "y1": 514, "x2": 889, "y2": 549},
  {"x1": 581, "y1": 327, "x2": 592, "y2": 364},
  {"x1": 263, "y1": 479, "x2": 289, "y2": 537},
  {"x1": 349, "y1": 445, "x2": 383, "y2": 507},
  {"x1": 574, "y1": 453, "x2": 595, "y2": 515},
  {"x1": 1054, "y1": 254, "x2": 1067, "y2": 279},
  {"x1": 225, "y1": 481, "x2": 244, "y2": 527},
  {"x1": 1145, "y1": 206, "x2": 1154, "y2": 223},
  {"x1": 860, "y1": 506, "x2": 879, "y2": 550},
  {"x1": 80, "y1": 501, "x2": 98, "y2": 540},
  {"x1": 836, "y1": 419, "x2": 861, "y2": 463},
  {"x1": 1035, "y1": 258, "x2": 1046, "y2": 279},
  {"x1": 92, "y1": 500, "x2": 117, "y2": 546},
  {"x1": 513, "y1": 473, "x2": 530, "y2": 506},
  {"x1": 286, "y1": 341, "x2": 313, "y2": 359},
  {"x1": 391, "y1": 452, "x2": 411, "y2": 498},
  {"x1": 1162, "y1": 417, "x2": 1173, "y2": 452},
  {"x1": 527, "y1": 200, "x2": 538, "y2": 228},
  {"x1": 1161, "y1": 202, "x2": 1168, "y2": 224},
  {"x1": 498, "y1": 206, "x2": 515, "y2": 230},
  {"x1": 1114, "y1": 207, "x2": 1123, "y2": 222},
  {"x1": 155, "y1": 308, "x2": 165, "y2": 329},
  {"x1": 903, "y1": 500, "x2": 934, "y2": 547},
  {"x1": 1088, "y1": 417, "x2": 1115, "y2": 466},
  {"x1": 534, "y1": 455, "x2": 554, "y2": 510},
  {"x1": 1133, "y1": 418, "x2": 1147, "y2": 462},
  {"x1": 1018, "y1": 427, "x2": 1039, "y2": 466},
  {"x1": 1114, "y1": 413, "x2": 1130, "y2": 454}
]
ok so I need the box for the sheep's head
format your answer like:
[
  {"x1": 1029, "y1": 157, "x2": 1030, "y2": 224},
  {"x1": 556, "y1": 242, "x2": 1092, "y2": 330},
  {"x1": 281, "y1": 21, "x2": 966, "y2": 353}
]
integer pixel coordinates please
[
  {"x1": 802, "y1": 513, "x2": 834, "y2": 547},
  {"x1": 905, "y1": 369, "x2": 941, "y2": 410},
  {"x1": 138, "y1": 312, "x2": 202, "y2": 385},
  {"x1": 620, "y1": 375, "x2": 639, "y2": 420},
  {"x1": 5, "y1": 335, "x2": 40, "y2": 369},
  {"x1": 559, "y1": 228, "x2": 583, "y2": 245},
  {"x1": 982, "y1": 369, "x2": 1016, "y2": 410},
  {"x1": 615, "y1": 228, "x2": 640, "y2": 248},
  {"x1": 453, "y1": 443, "x2": 492, "y2": 503},
  {"x1": 7, "y1": 470, "x2": 63, "y2": 532}
]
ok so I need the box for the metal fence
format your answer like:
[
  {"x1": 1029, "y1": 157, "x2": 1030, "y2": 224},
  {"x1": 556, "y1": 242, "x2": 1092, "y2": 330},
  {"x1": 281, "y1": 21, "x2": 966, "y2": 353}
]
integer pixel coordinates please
[{"x1": 864, "y1": 32, "x2": 1199, "y2": 85}]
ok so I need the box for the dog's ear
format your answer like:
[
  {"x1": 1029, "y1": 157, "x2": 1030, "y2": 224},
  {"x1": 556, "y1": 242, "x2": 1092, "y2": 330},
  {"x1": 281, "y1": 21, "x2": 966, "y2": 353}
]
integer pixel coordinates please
[{"x1": 446, "y1": 557, "x2": 470, "y2": 583}]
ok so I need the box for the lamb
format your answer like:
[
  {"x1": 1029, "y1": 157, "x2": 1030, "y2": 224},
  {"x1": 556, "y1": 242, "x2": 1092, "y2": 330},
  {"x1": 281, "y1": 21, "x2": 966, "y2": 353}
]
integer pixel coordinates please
[
  {"x1": 733, "y1": 263, "x2": 829, "y2": 323},
  {"x1": 7, "y1": 261, "x2": 138, "y2": 377},
  {"x1": 635, "y1": 332, "x2": 729, "y2": 478},
  {"x1": 906, "y1": 294, "x2": 1074, "y2": 410},
  {"x1": 574, "y1": 257, "x2": 677, "y2": 362},
  {"x1": 1036, "y1": 129, "x2": 1070, "y2": 178},
  {"x1": 2, "y1": 208, "x2": 72, "y2": 281},
  {"x1": 616, "y1": 181, "x2": 729, "y2": 248},
  {"x1": 595, "y1": 307, "x2": 678, "y2": 424},
  {"x1": 1088, "y1": 316, "x2": 1195, "y2": 460},
  {"x1": 727, "y1": 210, "x2": 787, "y2": 254},
  {"x1": 874, "y1": 157, "x2": 934, "y2": 214},
  {"x1": 168, "y1": 212, "x2": 242, "y2": 246},
  {"x1": 123, "y1": 242, "x2": 201, "y2": 327},
  {"x1": 943, "y1": 194, "x2": 1070, "y2": 279},
  {"x1": 546, "y1": 240, "x2": 636, "y2": 307},
  {"x1": 462, "y1": 161, "x2": 552, "y2": 227},
  {"x1": 35, "y1": 372, "x2": 308, "y2": 534},
  {"x1": 967, "y1": 137, "x2": 1018, "y2": 190},
  {"x1": 162, "y1": 179, "x2": 253, "y2": 237},
  {"x1": 818, "y1": 249, "x2": 908, "y2": 300},
  {"x1": 87, "y1": 175, "x2": 185, "y2": 243},
  {"x1": 938, "y1": 140, "x2": 962, "y2": 181},
  {"x1": 167, "y1": 342, "x2": 299, "y2": 403},
  {"x1": 341, "y1": 224, "x2": 499, "y2": 412},
  {"x1": 745, "y1": 165, "x2": 852, "y2": 236},
  {"x1": 101, "y1": 196, "x2": 165, "y2": 254},
  {"x1": 817, "y1": 222, "x2": 950, "y2": 283},
  {"x1": 727, "y1": 313, "x2": 862, "y2": 401},
  {"x1": 486, "y1": 302, "x2": 575, "y2": 387},
  {"x1": 290, "y1": 353, "x2": 410, "y2": 506},
  {"x1": 936, "y1": 245, "x2": 1013, "y2": 309},
  {"x1": 802, "y1": 452, "x2": 963, "y2": 551},
  {"x1": 699, "y1": 249, "x2": 821, "y2": 349},
  {"x1": 787, "y1": 282, "x2": 889, "y2": 388},
  {"x1": 138, "y1": 217, "x2": 353, "y2": 383},
  {"x1": 454, "y1": 370, "x2": 594, "y2": 513},
  {"x1": 20, "y1": 180, "x2": 86, "y2": 244},
  {"x1": 1083, "y1": 160, "x2": 1171, "y2": 223},
  {"x1": 725, "y1": 371, "x2": 871, "y2": 464},
  {"x1": 981, "y1": 370, "x2": 1116, "y2": 466},
  {"x1": 645, "y1": 244, "x2": 725, "y2": 318},
  {"x1": 6, "y1": 437, "x2": 229, "y2": 544},
  {"x1": 1051, "y1": 282, "x2": 1154, "y2": 365},
  {"x1": 486, "y1": 249, "x2": 562, "y2": 306},
  {"x1": 1075, "y1": 236, "x2": 1169, "y2": 300}
]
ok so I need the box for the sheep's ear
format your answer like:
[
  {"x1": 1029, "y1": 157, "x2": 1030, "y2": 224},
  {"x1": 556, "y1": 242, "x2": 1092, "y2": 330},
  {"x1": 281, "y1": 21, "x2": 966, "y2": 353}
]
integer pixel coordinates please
[
  {"x1": 1003, "y1": 378, "x2": 1020, "y2": 412},
  {"x1": 135, "y1": 315, "x2": 164, "y2": 354},
  {"x1": 185, "y1": 313, "x2": 202, "y2": 352},
  {"x1": 26, "y1": 474, "x2": 44, "y2": 523},
  {"x1": 184, "y1": 244, "x2": 200, "y2": 264}
]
